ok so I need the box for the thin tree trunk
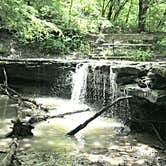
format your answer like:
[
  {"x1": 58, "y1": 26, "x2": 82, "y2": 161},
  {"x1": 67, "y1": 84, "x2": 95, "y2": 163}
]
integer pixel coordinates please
[
  {"x1": 66, "y1": 96, "x2": 132, "y2": 136},
  {"x1": 151, "y1": 123, "x2": 166, "y2": 146},
  {"x1": 125, "y1": 0, "x2": 133, "y2": 23},
  {"x1": 107, "y1": 0, "x2": 115, "y2": 20},
  {"x1": 138, "y1": 0, "x2": 149, "y2": 32},
  {"x1": 68, "y1": 0, "x2": 73, "y2": 25},
  {"x1": 101, "y1": 0, "x2": 106, "y2": 17},
  {"x1": 113, "y1": 0, "x2": 128, "y2": 21},
  {"x1": 157, "y1": 10, "x2": 166, "y2": 28}
]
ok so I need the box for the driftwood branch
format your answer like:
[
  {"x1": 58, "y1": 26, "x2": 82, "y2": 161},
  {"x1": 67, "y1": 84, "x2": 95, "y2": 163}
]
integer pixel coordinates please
[
  {"x1": 0, "y1": 84, "x2": 48, "y2": 112},
  {"x1": 5, "y1": 108, "x2": 90, "y2": 138},
  {"x1": 0, "y1": 68, "x2": 48, "y2": 112},
  {"x1": 66, "y1": 96, "x2": 132, "y2": 136},
  {"x1": 29, "y1": 108, "x2": 90, "y2": 124}
]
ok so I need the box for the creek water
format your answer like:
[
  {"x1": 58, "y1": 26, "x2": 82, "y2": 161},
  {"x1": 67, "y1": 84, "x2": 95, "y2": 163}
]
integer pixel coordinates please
[
  {"x1": 0, "y1": 96, "x2": 165, "y2": 166},
  {"x1": 0, "y1": 63, "x2": 166, "y2": 165}
]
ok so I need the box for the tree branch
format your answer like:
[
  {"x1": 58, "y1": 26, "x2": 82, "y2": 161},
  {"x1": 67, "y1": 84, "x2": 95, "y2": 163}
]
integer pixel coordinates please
[
  {"x1": 28, "y1": 108, "x2": 90, "y2": 124},
  {"x1": 66, "y1": 96, "x2": 132, "y2": 136}
]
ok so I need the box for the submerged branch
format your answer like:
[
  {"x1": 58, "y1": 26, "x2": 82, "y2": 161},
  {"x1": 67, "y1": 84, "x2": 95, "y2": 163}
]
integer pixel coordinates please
[
  {"x1": 0, "y1": 84, "x2": 48, "y2": 112},
  {"x1": 66, "y1": 96, "x2": 132, "y2": 136},
  {"x1": 0, "y1": 67, "x2": 48, "y2": 112},
  {"x1": 29, "y1": 108, "x2": 90, "y2": 124}
]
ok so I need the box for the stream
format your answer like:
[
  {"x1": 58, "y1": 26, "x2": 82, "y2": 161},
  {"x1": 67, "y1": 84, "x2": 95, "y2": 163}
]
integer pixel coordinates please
[
  {"x1": 0, "y1": 95, "x2": 166, "y2": 166},
  {"x1": 0, "y1": 62, "x2": 166, "y2": 166}
]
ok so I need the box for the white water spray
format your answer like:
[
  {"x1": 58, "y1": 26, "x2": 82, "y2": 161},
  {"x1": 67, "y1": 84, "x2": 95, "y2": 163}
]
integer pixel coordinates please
[
  {"x1": 110, "y1": 67, "x2": 118, "y2": 101},
  {"x1": 71, "y1": 63, "x2": 89, "y2": 103}
]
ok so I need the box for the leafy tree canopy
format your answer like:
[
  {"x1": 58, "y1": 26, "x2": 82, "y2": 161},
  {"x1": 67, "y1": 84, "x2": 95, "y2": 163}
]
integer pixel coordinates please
[{"x1": 0, "y1": 0, "x2": 165, "y2": 56}]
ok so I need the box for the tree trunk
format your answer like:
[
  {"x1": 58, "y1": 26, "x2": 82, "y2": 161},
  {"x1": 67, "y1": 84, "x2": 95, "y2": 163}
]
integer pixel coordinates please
[
  {"x1": 101, "y1": 0, "x2": 106, "y2": 17},
  {"x1": 107, "y1": 0, "x2": 115, "y2": 20},
  {"x1": 125, "y1": 0, "x2": 133, "y2": 23},
  {"x1": 113, "y1": 0, "x2": 128, "y2": 21},
  {"x1": 138, "y1": 0, "x2": 149, "y2": 32}
]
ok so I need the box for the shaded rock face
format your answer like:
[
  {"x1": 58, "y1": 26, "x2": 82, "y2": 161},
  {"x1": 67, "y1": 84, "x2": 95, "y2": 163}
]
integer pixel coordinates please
[
  {"x1": 0, "y1": 59, "x2": 76, "y2": 98},
  {"x1": 82, "y1": 61, "x2": 166, "y2": 138},
  {"x1": 0, "y1": 59, "x2": 166, "y2": 137}
]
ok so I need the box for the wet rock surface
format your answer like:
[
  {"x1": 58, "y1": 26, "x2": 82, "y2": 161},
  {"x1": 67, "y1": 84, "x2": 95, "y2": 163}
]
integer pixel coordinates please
[{"x1": 0, "y1": 59, "x2": 166, "y2": 138}]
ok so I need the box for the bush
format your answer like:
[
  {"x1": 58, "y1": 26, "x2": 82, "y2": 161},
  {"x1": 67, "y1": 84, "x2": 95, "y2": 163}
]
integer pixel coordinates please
[
  {"x1": 0, "y1": 43, "x2": 9, "y2": 54},
  {"x1": 129, "y1": 50, "x2": 155, "y2": 61}
]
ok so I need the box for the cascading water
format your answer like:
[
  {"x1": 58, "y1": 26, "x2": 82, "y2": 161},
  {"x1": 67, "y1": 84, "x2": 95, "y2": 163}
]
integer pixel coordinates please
[
  {"x1": 109, "y1": 67, "x2": 118, "y2": 102},
  {"x1": 71, "y1": 63, "x2": 119, "y2": 106},
  {"x1": 0, "y1": 61, "x2": 160, "y2": 166},
  {"x1": 71, "y1": 63, "x2": 89, "y2": 103},
  {"x1": 71, "y1": 63, "x2": 129, "y2": 120}
]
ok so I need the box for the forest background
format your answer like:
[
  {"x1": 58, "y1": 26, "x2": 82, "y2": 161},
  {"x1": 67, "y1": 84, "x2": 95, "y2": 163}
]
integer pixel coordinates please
[{"x1": 0, "y1": 0, "x2": 166, "y2": 60}]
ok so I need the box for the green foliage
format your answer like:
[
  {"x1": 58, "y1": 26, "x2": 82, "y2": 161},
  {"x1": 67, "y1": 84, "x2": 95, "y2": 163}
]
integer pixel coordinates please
[
  {"x1": 0, "y1": 43, "x2": 9, "y2": 54},
  {"x1": 129, "y1": 50, "x2": 155, "y2": 61},
  {"x1": 101, "y1": 49, "x2": 114, "y2": 56},
  {"x1": 0, "y1": 0, "x2": 165, "y2": 58},
  {"x1": 36, "y1": 25, "x2": 91, "y2": 55},
  {"x1": 157, "y1": 38, "x2": 166, "y2": 46},
  {"x1": 0, "y1": 0, "x2": 90, "y2": 56},
  {"x1": 0, "y1": 0, "x2": 61, "y2": 44},
  {"x1": 156, "y1": 38, "x2": 166, "y2": 55}
]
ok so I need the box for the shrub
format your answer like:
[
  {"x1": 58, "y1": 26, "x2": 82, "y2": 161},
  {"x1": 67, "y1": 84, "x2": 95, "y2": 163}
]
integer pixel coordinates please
[{"x1": 129, "y1": 50, "x2": 155, "y2": 61}]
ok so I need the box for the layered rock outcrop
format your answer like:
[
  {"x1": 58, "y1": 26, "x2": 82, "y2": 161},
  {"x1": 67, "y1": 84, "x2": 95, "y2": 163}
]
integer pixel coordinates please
[{"x1": 0, "y1": 58, "x2": 165, "y2": 137}]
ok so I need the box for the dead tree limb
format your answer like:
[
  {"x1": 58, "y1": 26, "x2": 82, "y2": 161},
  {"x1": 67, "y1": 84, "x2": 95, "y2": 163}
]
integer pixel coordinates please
[
  {"x1": 29, "y1": 108, "x2": 90, "y2": 124},
  {"x1": 5, "y1": 108, "x2": 90, "y2": 138},
  {"x1": 0, "y1": 84, "x2": 48, "y2": 112},
  {"x1": 66, "y1": 96, "x2": 132, "y2": 136},
  {"x1": 0, "y1": 68, "x2": 48, "y2": 112},
  {"x1": 2, "y1": 67, "x2": 8, "y2": 87}
]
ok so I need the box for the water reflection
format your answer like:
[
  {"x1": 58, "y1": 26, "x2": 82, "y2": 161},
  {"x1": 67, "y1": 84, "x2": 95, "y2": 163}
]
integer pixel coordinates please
[{"x1": 0, "y1": 95, "x2": 17, "y2": 119}]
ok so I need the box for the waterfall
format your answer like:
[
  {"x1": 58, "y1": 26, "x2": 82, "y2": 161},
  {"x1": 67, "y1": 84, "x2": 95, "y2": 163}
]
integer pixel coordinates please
[
  {"x1": 70, "y1": 62, "x2": 130, "y2": 122},
  {"x1": 109, "y1": 67, "x2": 118, "y2": 102},
  {"x1": 71, "y1": 63, "x2": 119, "y2": 105},
  {"x1": 71, "y1": 63, "x2": 89, "y2": 103}
]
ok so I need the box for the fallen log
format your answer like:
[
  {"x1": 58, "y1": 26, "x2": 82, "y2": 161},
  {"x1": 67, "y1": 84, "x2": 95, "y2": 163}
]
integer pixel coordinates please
[
  {"x1": 66, "y1": 96, "x2": 132, "y2": 136},
  {"x1": 5, "y1": 108, "x2": 90, "y2": 138},
  {"x1": 29, "y1": 108, "x2": 90, "y2": 124}
]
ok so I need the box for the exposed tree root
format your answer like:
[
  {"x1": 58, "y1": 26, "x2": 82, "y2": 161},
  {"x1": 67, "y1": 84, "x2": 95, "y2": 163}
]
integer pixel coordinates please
[{"x1": 6, "y1": 119, "x2": 34, "y2": 138}]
